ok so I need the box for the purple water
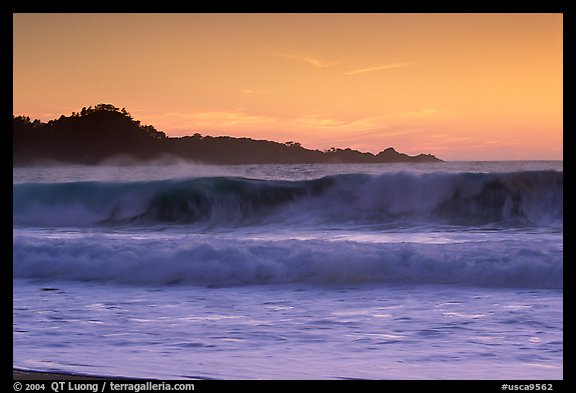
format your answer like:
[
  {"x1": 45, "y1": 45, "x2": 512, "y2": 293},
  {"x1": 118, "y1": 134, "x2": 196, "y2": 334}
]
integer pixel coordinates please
[{"x1": 13, "y1": 162, "x2": 563, "y2": 379}]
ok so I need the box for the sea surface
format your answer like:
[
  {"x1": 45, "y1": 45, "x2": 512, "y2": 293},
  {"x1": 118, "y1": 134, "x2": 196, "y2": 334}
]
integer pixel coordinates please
[{"x1": 13, "y1": 161, "x2": 563, "y2": 379}]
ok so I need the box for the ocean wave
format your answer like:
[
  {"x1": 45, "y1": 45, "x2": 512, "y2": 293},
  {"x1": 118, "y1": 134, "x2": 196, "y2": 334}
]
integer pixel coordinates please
[
  {"x1": 13, "y1": 171, "x2": 563, "y2": 229},
  {"x1": 12, "y1": 236, "x2": 562, "y2": 289}
]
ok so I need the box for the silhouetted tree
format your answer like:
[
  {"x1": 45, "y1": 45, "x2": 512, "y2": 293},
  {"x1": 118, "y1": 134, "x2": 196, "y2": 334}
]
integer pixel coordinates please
[{"x1": 13, "y1": 104, "x2": 442, "y2": 165}]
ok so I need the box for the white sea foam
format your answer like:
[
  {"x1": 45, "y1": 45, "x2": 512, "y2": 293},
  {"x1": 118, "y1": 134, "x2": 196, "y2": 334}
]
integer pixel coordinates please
[{"x1": 12, "y1": 234, "x2": 562, "y2": 289}]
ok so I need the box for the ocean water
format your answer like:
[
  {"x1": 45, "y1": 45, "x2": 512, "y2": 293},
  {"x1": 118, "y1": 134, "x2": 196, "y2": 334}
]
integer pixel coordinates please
[{"x1": 13, "y1": 161, "x2": 563, "y2": 379}]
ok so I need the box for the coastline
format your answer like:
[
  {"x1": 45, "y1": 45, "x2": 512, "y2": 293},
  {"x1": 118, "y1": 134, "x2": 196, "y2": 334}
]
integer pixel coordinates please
[{"x1": 13, "y1": 369, "x2": 127, "y2": 380}]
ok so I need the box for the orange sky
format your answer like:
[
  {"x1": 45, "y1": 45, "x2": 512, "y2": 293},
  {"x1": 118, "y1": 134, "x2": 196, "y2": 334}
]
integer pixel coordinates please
[{"x1": 13, "y1": 13, "x2": 562, "y2": 160}]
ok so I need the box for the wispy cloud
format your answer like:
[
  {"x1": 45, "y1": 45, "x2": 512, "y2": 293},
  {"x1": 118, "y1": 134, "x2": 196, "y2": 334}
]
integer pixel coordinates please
[
  {"x1": 158, "y1": 110, "x2": 393, "y2": 138},
  {"x1": 162, "y1": 111, "x2": 278, "y2": 128},
  {"x1": 384, "y1": 108, "x2": 458, "y2": 122},
  {"x1": 241, "y1": 89, "x2": 270, "y2": 95},
  {"x1": 344, "y1": 63, "x2": 413, "y2": 75},
  {"x1": 293, "y1": 114, "x2": 383, "y2": 131},
  {"x1": 272, "y1": 52, "x2": 338, "y2": 68}
]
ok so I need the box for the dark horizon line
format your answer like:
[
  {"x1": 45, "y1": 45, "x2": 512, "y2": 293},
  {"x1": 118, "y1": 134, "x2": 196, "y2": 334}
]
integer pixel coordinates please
[{"x1": 13, "y1": 104, "x2": 446, "y2": 165}]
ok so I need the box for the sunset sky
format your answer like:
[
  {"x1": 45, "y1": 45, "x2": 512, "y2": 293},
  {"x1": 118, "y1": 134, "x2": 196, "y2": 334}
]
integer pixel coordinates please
[{"x1": 13, "y1": 13, "x2": 562, "y2": 161}]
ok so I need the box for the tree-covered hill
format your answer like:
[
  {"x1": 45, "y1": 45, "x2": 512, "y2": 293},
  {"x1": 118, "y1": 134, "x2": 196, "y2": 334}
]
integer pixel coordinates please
[{"x1": 13, "y1": 104, "x2": 443, "y2": 165}]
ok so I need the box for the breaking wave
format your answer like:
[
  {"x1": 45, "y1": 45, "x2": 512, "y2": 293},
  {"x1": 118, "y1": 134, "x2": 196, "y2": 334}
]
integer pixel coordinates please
[
  {"x1": 13, "y1": 171, "x2": 563, "y2": 229},
  {"x1": 12, "y1": 236, "x2": 562, "y2": 289}
]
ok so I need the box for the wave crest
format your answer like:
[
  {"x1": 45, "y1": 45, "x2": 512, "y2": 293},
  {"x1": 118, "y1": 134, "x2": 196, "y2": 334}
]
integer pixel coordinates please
[{"x1": 13, "y1": 171, "x2": 563, "y2": 228}]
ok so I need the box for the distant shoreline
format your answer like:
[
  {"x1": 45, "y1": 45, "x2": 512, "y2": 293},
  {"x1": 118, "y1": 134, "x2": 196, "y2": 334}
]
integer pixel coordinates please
[{"x1": 14, "y1": 104, "x2": 443, "y2": 166}]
